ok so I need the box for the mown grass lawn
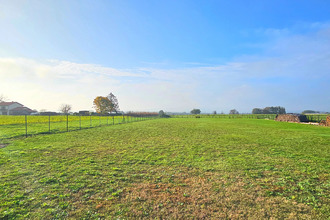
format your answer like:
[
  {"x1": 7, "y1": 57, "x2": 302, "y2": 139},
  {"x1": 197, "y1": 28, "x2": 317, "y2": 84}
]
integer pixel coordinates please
[{"x1": 0, "y1": 118, "x2": 329, "y2": 219}]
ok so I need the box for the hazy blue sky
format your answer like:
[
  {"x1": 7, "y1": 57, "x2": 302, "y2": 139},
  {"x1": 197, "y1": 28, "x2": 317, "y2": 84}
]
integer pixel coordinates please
[{"x1": 0, "y1": 0, "x2": 329, "y2": 113}]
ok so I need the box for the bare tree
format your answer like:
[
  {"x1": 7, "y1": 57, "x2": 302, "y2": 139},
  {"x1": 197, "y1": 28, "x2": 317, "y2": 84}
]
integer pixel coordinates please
[
  {"x1": 0, "y1": 94, "x2": 7, "y2": 102},
  {"x1": 59, "y1": 104, "x2": 72, "y2": 114},
  {"x1": 107, "y1": 92, "x2": 120, "y2": 113}
]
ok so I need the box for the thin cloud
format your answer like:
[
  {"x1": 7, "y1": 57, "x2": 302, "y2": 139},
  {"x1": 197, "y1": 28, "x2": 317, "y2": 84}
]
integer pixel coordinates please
[
  {"x1": 48, "y1": 60, "x2": 147, "y2": 78},
  {"x1": 0, "y1": 23, "x2": 329, "y2": 113}
]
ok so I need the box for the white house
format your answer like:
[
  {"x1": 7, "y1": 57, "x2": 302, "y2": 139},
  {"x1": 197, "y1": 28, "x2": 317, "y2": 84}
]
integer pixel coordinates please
[{"x1": 0, "y1": 102, "x2": 24, "y2": 115}]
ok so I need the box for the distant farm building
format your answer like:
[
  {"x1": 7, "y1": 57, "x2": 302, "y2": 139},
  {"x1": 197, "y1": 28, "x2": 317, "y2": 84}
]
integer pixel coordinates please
[
  {"x1": 79, "y1": 111, "x2": 90, "y2": 116},
  {"x1": 39, "y1": 112, "x2": 59, "y2": 116},
  {"x1": 275, "y1": 114, "x2": 308, "y2": 123},
  {"x1": 0, "y1": 102, "x2": 36, "y2": 115}
]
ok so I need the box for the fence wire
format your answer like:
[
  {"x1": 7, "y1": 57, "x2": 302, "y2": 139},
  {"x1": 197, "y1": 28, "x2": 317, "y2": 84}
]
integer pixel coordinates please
[{"x1": 0, "y1": 115, "x2": 155, "y2": 140}]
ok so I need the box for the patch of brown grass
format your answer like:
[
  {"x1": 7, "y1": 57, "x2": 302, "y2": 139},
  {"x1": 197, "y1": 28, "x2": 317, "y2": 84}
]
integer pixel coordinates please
[
  {"x1": 37, "y1": 167, "x2": 325, "y2": 219},
  {"x1": 119, "y1": 172, "x2": 321, "y2": 219}
]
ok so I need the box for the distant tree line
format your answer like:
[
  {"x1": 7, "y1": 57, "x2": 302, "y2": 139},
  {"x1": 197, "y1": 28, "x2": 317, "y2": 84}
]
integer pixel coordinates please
[
  {"x1": 190, "y1": 108, "x2": 240, "y2": 115},
  {"x1": 301, "y1": 110, "x2": 319, "y2": 114},
  {"x1": 252, "y1": 106, "x2": 286, "y2": 114}
]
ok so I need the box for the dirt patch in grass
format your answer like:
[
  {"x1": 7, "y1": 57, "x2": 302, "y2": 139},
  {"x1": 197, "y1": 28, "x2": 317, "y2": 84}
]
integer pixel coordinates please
[
  {"x1": 0, "y1": 143, "x2": 8, "y2": 149},
  {"x1": 120, "y1": 172, "x2": 321, "y2": 219}
]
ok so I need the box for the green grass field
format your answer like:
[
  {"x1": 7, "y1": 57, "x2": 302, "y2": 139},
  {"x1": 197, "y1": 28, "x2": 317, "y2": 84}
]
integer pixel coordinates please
[
  {"x1": 0, "y1": 115, "x2": 146, "y2": 139},
  {"x1": 0, "y1": 118, "x2": 329, "y2": 219},
  {"x1": 0, "y1": 115, "x2": 137, "y2": 125}
]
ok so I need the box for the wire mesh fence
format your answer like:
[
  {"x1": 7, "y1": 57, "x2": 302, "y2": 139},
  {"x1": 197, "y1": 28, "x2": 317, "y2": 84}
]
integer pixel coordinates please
[
  {"x1": 170, "y1": 114, "x2": 277, "y2": 119},
  {"x1": 1, "y1": 113, "x2": 328, "y2": 141},
  {"x1": 304, "y1": 114, "x2": 328, "y2": 122},
  {"x1": 0, "y1": 114, "x2": 156, "y2": 140},
  {"x1": 170, "y1": 114, "x2": 329, "y2": 121}
]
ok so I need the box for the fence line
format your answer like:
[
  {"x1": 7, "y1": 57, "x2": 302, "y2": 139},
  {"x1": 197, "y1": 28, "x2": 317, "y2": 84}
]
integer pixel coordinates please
[
  {"x1": 170, "y1": 114, "x2": 329, "y2": 121},
  {"x1": 170, "y1": 114, "x2": 277, "y2": 120},
  {"x1": 305, "y1": 114, "x2": 328, "y2": 122},
  {"x1": 1, "y1": 114, "x2": 328, "y2": 140},
  {"x1": 0, "y1": 114, "x2": 157, "y2": 140}
]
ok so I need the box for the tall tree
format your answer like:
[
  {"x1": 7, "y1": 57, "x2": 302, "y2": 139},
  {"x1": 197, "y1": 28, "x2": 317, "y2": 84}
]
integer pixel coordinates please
[
  {"x1": 252, "y1": 106, "x2": 286, "y2": 114},
  {"x1": 263, "y1": 106, "x2": 286, "y2": 114},
  {"x1": 107, "y1": 92, "x2": 120, "y2": 113},
  {"x1": 229, "y1": 109, "x2": 239, "y2": 114},
  {"x1": 59, "y1": 104, "x2": 72, "y2": 114},
  {"x1": 93, "y1": 96, "x2": 113, "y2": 114},
  {"x1": 159, "y1": 110, "x2": 165, "y2": 117},
  {"x1": 158, "y1": 110, "x2": 169, "y2": 118},
  {"x1": 190, "y1": 109, "x2": 201, "y2": 114},
  {"x1": 252, "y1": 108, "x2": 263, "y2": 114}
]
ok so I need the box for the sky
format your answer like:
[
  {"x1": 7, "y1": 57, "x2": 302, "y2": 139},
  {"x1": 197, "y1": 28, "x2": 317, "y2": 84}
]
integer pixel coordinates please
[{"x1": 0, "y1": 0, "x2": 329, "y2": 113}]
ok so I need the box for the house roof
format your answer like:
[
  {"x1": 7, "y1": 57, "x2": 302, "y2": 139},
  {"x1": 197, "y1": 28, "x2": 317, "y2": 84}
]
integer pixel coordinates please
[
  {"x1": 10, "y1": 107, "x2": 36, "y2": 113},
  {"x1": 0, "y1": 102, "x2": 23, "y2": 106}
]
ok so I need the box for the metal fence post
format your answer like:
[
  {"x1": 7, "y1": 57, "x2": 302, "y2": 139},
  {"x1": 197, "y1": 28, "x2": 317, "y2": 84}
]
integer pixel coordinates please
[
  {"x1": 90, "y1": 115, "x2": 92, "y2": 127},
  {"x1": 113, "y1": 116, "x2": 114, "y2": 125},
  {"x1": 67, "y1": 114, "x2": 69, "y2": 132},
  {"x1": 49, "y1": 115, "x2": 51, "y2": 134},
  {"x1": 80, "y1": 115, "x2": 82, "y2": 129},
  {"x1": 25, "y1": 115, "x2": 28, "y2": 138}
]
